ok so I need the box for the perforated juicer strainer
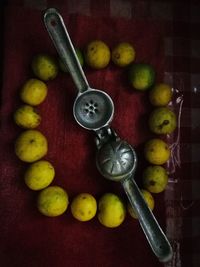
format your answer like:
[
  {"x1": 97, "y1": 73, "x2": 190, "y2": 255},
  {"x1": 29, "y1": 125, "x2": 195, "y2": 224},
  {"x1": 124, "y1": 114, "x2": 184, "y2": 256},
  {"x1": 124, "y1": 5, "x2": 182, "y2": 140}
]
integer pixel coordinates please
[{"x1": 44, "y1": 8, "x2": 173, "y2": 262}]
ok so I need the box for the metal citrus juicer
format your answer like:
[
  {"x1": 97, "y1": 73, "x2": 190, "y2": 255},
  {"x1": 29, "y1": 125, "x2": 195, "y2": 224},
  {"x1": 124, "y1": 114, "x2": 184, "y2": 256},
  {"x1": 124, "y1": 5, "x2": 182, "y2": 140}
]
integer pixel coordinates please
[{"x1": 44, "y1": 8, "x2": 173, "y2": 262}]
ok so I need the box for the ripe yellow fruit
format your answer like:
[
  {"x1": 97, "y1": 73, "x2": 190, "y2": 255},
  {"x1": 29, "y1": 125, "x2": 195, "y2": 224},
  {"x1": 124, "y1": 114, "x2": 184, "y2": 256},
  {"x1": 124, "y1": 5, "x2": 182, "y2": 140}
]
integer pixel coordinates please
[
  {"x1": 20, "y1": 79, "x2": 47, "y2": 106},
  {"x1": 149, "y1": 83, "x2": 173, "y2": 106},
  {"x1": 31, "y1": 54, "x2": 58, "y2": 81},
  {"x1": 97, "y1": 193, "x2": 126, "y2": 228},
  {"x1": 15, "y1": 130, "x2": 48, "y2": 163},
  {"x1": 149, "y1": 107, "x2": 177, "y2": 135},
  {"x1": 13, "y1": 105, "x2": 41, "y2": 129},
  {"x1": 70, "y1": 193, "x2": 97, "y2": 222},
  {"x1": 144, "y1": 138, "x2": 170, "y2": 165},
  {"x1": 112, "y1": 42, "x2": 135, "y2": 67},
  {"x1": 127, "y1": 189, "x2": 155, "y2": 219},
  {"x1": 143, "y1": 165, "x2": 168, "y2": 193},
  {"x1": 85, "y1": 40, "x2": 111, "y2": 69},
  {"x1": 37, "y1": 186, "x2": 69, "y2": 217},
  {"x1": 24, "y1": 160, "x2": 55, "y2": 190}
]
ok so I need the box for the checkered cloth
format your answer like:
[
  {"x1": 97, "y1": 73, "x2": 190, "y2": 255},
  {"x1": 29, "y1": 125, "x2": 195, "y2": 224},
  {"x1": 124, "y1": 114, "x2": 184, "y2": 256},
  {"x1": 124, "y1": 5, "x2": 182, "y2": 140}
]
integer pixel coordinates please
[{"x1": 1, "y1": 1, "x2": 200, "y2": 267}]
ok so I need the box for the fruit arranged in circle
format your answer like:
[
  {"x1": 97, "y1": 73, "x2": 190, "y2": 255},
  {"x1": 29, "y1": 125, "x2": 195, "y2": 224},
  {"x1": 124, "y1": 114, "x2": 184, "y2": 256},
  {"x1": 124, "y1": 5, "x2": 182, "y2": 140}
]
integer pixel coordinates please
[
  {"x1": 149, "y1": 83, "x2": 173, "y2": 106},
  {"x1": 70, "y1": 193, "x2": 97, "y2": 222},
  {"x1": 144, "y1": 138, "x2": 170, "y2": 165},
  {"x1": 31, "y1": 54, "x2": 59, "y2": 81},
  {"x1": 59, "y1": 48, "x2": 84, "y2": 72},
  {"x1": 111, "y1": 42, "x2": 135, "y2": 67},
  {"x1": 84, "y1": 40, "x2": 111, "y2": 69},
  {"x1": 142, "y1": 165, "x2": 168, "y2": 193},
  {"x1": 129, "y1": 63, "x2": 155, "y2": 91},
  {"x1": 149, "y1": 107, "x2": 177, "y2": 135},
  {"x1": 127, "y1": 189, "x2": 155, "y2": 219},
  {"x1": 14, "y1": 38, "x2": 175, "y2": 224},
  {"x1": 24, "y1": 160, "x2": 55, "y2": 190},
  {"x1": 20, "y1": 78, "x2": 48, "y2": 106},
  {"x1": 13, "y1": 104, "x2": 41, "y2": 129},
  {"x1": 97, "y1": 193, "x2": 126, "y2": 228},
  {"x1": 37, "y1": 186, "x2": 69, "y2": 217},
  {"x1": 15, "y1": 130, "x2": 48, "y2": 162}
]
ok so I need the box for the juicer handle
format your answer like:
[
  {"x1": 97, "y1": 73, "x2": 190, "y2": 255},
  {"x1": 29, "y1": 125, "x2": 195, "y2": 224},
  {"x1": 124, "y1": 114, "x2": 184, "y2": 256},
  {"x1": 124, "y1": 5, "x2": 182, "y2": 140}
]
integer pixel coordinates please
[
  {"x1": 44, "y1": 8, "x2": 89, "y2": 93},
  {"x1": 122, "y1": 176, "x2": 173, "y2": 262}
]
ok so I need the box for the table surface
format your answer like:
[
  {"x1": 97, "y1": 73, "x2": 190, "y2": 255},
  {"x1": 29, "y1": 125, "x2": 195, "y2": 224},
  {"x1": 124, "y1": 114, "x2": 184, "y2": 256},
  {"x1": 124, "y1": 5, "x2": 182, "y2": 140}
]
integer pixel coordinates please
[{"x1": 0, "y1": 1, "x2": 200, "y2": 267}]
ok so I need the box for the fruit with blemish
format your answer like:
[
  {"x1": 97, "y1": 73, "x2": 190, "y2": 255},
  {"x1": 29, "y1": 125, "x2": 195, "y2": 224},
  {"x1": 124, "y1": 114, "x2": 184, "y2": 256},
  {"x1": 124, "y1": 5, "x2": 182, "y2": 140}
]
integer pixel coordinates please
[
  {"x1": 70, "y1": 193, "x2": 97, "y2": 222},
  {"x1": 144, "y1": 138, "x2": 170, "y2": 165},
  {"x1": 111, "y1": 42, "x2": 135, "y2": 67},
  {"x1": 13, "y1": 104, "x2": 41, "y2": 129},
  {"x1": 142, "y1": 165, "x2": 168, "y2": 193},
  {"x1": 149, "y1": 107, "x2": 177, "y2": 134},
  {"x1": 84, "y1": 40, "x2": 111, "y2": 69},
  {"x1": 15, "y1": 130, "x2": 48, "y2": 163}
]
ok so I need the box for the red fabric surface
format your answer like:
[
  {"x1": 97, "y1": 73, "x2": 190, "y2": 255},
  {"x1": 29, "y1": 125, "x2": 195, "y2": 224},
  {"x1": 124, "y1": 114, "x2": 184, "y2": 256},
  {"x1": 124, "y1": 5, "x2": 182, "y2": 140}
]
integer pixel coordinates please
[{"x1": 0, "y1": 3, "x2": 187, "y2": 267}]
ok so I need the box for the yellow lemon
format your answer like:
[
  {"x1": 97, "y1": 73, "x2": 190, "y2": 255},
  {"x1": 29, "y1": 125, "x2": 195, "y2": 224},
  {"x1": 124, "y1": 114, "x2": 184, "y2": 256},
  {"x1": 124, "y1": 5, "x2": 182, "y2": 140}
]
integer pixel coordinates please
[
  {"x1": 31, "y1": 54, "x2": 58, "y2": 81},
  {"x1": 37, "y1": 186, "x2": 69, "y2": 217},
  {"x1": 149, "y1": 107, "x2": 177, "y2": 135},
  {"x1": 15, "y1": 130, "x2": 48, "y2": 163},
  {"x1": 20, "y1": 79, "x2": 47, "y2": 106},
  {"x1": 13, "y1": 105, "x2": 41, "y2": 129},
  {"x1": 129, "y1": 63, "x2": 155, "y2": 91},
  {"x1": 149, "y1": 83, "x2": 173, "y2": 106},
  {"x1": 85, "y1": 40, "x2": 111, "y2": 69},
  {"x1": 144, "y1": 138, "x2": 170, "y2": 165},
  {"x1": 97, "y1": 193, "x2": 126, "y2": 228},
  {"x1": 143, "y1": 165, "x2": 168, "y2": 193},
  {"x1": 24, "y1": 160, "x2": 55, "y2": 190},
  {"x1": 70, "y1": 193, "x2": 97, "y2": 222},
  {"x1": 112, "y1": 42, "x2": 135, "y2": 67},
  {"x1": 127, "y1": 189, "x2": 155, "y2": 219}
]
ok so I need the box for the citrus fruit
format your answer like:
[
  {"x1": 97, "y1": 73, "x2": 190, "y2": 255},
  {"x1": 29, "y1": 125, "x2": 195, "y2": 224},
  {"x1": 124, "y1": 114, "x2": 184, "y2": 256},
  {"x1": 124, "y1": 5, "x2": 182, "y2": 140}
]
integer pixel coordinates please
[
  {"x1": 111, "y1": 42, "x2": 135, "y2": 67},
  {"x1": 143, "y1": 165, "x2": 168, "y2": 193},
  {"x1": 31, "y1": 54, "x2": 58, "y2": 81},
  {"x1": 24, "y1": 160, "x2": 55, "y2": 190},
  {"x1": 59, "y1": 48, "x2": 84, "y2": 72},
  {"x1": 37, "y1": 186, "x2": 69, "y2": 217},
  {"x1": 15, "y1": 130, "x2": 48, "y2": 163},
  {"x1": 149, "y1": 107, "x2": 177, "y2": 135},
  {"x1": 84, "y1": 40, "x2": 111, "y2": 69},
  {"x1": 70, "y1": 193, "x2": 97, "y2": 222},
  {"x1": 20, "y1": 78, "x2": 47, "y2": 106},
  {"x1": 129, "y1": 63, "x2": 155, "y2": 90},
  {"x1": 127, "y1": 189, "x2": 155, "y2": 219},
  {"x1": 149, "y1": 83, "x2": 173, "y2": 106},
  {"x1": 97, "y1": 193, "x2": 126, "y2": 228},
  {"x1": 13, "y1": 105, "x2": 41, "y2": 129},
  {"x1": 144, "y1": 138, "x2": 170, "y2": 165}
]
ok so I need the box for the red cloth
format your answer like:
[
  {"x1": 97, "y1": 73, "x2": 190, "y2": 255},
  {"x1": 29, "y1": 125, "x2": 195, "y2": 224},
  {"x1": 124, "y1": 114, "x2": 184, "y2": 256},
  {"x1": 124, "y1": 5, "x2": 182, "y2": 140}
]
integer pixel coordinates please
[{"x1": 0, "y1": 2, "x2": 190, "y2": 267}]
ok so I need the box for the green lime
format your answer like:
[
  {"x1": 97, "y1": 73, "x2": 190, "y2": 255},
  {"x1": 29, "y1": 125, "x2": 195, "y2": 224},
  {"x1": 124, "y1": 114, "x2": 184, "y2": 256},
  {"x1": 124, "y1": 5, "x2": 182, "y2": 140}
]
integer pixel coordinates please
[
  {"x1": 129, "y1": 63, "x2": 155, "y2": 91},
  {"x1": 59, "y1": 48, "x2": 84, "y2": 72}
]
